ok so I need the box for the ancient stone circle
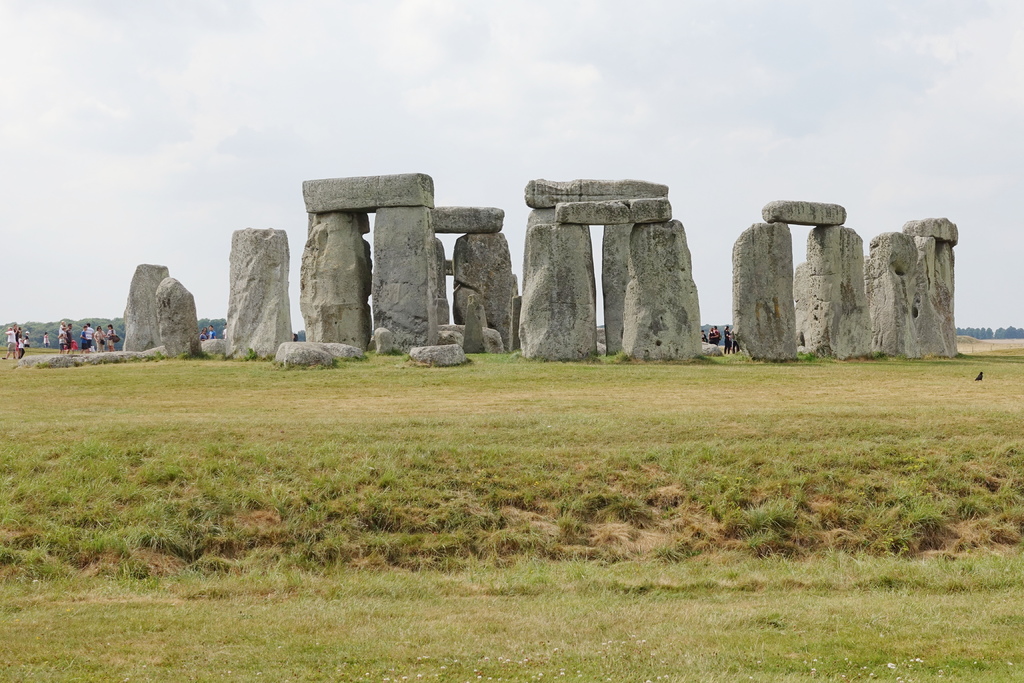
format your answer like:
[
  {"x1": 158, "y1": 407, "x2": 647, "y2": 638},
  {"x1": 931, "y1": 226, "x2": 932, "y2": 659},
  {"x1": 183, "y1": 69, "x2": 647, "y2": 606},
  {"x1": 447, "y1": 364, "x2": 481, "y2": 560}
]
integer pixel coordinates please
[{"x1": 114, "y1": 173, "x2": 959, "y2": 365}]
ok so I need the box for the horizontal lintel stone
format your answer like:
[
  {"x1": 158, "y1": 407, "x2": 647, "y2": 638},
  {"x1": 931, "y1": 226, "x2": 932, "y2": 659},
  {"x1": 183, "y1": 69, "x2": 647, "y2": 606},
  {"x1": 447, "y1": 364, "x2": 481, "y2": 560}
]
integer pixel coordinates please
[
  {"x1": 761, "y1": 200, "x2": 846, "y2": 227},
  {"x1": 432, "y1": 206, "x2": 504, "y2": 234},
  {"x1": 902, "y1": 217, "x2": 958, "y2": 246},
  {"x1": 303, "y1": 173, "x2": 434, "y2": 213},
  {"x1": 554, "y1": 198, "x2": 672, "y2": 226},
  {"x1": 525, "y1": 178, "x2": 668, "y2": 209}
]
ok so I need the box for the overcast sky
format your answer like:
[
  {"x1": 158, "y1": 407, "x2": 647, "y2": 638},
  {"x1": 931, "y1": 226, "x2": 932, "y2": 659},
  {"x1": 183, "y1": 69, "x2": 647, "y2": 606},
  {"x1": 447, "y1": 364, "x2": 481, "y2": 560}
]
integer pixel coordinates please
[{"x1": 1, "y1": 0, "x2": 1021, "y2": 329}]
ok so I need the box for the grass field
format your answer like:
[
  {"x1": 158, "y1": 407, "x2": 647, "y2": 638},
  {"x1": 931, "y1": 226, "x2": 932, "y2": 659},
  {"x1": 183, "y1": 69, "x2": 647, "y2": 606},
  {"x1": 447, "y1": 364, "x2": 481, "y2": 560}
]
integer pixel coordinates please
[{"x1": 2, "y1": 349, "x2": 1024, "y2": 680}]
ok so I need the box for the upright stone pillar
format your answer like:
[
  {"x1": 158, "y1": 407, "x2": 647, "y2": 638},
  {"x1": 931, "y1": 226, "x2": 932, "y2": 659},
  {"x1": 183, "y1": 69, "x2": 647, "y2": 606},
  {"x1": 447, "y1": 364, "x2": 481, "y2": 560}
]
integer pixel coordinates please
[
  {"x1": 156, "y1": 277, "x2": 201, "y2": 357},
  {"x1": 520, "y1": 223, "x2": 597, "y2": 360},
  {"x1": 602, "y1": 224, "x2": 631, "y2": 355},
  {"x1": 227, "y1": 228, "x2": 292, "y2": 358},
  {"x1": 732, "y1": 222, "x2": 797, "y2": 360},
  {"x1": 622, "y1": 221, "x2": 701, "y2": 360},
  {"x1": 300, "y1": 212, "x2": 372, "y2": 349},
  {"x1": 904, "y1": 218, "x2": 957, "y2": 357},
  {"x1": 123, "y1": 264, "x2": 170, "y2": 352},
  {"x1": 797, "y1": 226, "x2": 871, "y2": 359},
  {"x1": 372, "y1": 207, "x2": 438, "y2": 351},
  {"x1": 453, "y1": 233, "x2": 515, "y2": 349},
  {"x1": 865, "y1": 232, "x2": 920, "y2": 357},
  {"x1": 433, "y1": 238, "x2": 450, "y2": 325}
]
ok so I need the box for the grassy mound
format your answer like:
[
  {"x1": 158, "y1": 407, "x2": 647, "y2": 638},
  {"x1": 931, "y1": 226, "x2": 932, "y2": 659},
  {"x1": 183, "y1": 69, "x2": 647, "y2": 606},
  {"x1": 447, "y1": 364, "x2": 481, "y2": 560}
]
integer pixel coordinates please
[{"x1": 2, "y1": 350, "x2": 1022, "y2": 578}]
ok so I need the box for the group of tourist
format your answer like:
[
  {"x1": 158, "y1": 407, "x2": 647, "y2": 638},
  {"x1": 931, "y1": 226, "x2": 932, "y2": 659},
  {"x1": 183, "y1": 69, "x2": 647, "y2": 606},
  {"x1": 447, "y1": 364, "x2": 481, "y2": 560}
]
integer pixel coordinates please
[
  {"x1": 4, "y1": 324, "x2": 29, "y2": 360},
  {"x1": 702, "y1": 325, "x2": 740, "y2": 354},
  {"x1": 56, "y1": 322, "x2": 119, "y2": 354},
  {"x1": 199, "y1": 326, "x2": 217, "y2": 340}
]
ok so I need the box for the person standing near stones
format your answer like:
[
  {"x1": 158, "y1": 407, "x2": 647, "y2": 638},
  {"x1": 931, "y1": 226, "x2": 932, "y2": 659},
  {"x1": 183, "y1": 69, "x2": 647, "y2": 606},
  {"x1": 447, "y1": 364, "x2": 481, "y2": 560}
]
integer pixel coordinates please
[
  {"x1": 723, "y1": 326, "x2": 733, "y2": 354},
  {"x1": 106, "y1": 324, "x2": 117, "y2": 351},
  {"x1": 81, "y1": 323, "x2": 94, "y2": 354},
  {"x1": 4, "y1": 325, "x2": 15, "y2": 360},
  {"x1": 93, "y1": 325, "x2": 105, "y2": 353},
  {"x1": 43, "y1": 332, "x2": 49, "y2": 348},
  {"x1": 709, "y1": 326, "x2": 721, "y2": 347}
]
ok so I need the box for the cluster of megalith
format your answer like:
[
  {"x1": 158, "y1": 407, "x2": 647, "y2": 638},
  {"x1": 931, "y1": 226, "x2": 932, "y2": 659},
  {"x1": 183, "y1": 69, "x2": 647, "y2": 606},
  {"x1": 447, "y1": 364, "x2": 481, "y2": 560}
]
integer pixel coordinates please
[
  {"x1": 520, "y1": 179, "x2": 701, "y2": 360},
  {"x1": 733, "y1": 201, "x2": 958, "y2": 360},
  {"x1": 117, "y1": 172, "x2": 959, "y2": 366}
]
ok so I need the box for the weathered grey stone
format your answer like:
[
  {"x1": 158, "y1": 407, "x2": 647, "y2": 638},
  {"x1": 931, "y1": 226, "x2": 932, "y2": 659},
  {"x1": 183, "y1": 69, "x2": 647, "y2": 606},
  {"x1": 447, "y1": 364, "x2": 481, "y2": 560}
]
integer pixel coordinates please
[
  {"x1": 19, "y1": 354, "x2": 81, "y2": 368},
  {"x1": 123, "y1": 264, "x2": 169, "y2": 351},
  {"x1": 156, "y1": 277, "x2": 201, "y2": 357},
  {"x1": 527, "y1": 208, "x2": 556, "y2": 228},
  {"x1": 227, "y1": 228, "x2": 292, "y2": 358},
  {"x1": 732, "y1": 222, "x2": 797, "y2": 361},
  {"x1": 201, "y1": 338, "x2": 227, "y2": 355},
  {"x1": 433, "y1": 238, "x2": 450, "y2": 325},
  {"x1": 510, "y1": 295, "x2": 522, "y2": 351},
  {"x1": 300, "y1": 212, "x2": 372, "y2": 349},
  {"x1": 409, "y1": 344, "x2": 467, "y2": 366},
  {"x1": 903, "y1": 217, "x2": 958, "y2": 247},
  {"x1": 622, "y1": 221, "x2": 702, "y2": 360},
  {"x1": 702, "y1": 342, "x2": 723, "y2": 357},
  {"x1": 437, "y1": 328, "x2": 464, "y2": 346},
  {"x1": 797, "y1": 226, "x2": 871, "y2": 359},
  {"x1": 372, "y1": 207, "x2": 438, "y2": 351},
  {"x1": 321, "y1": 342, "x2": 364, "y2": 359},
  {"x1": 601, "y1": 224, "x2": 631, "y2": 355},
  {"x1": 373, "y1": 327, "x2": 396, "y2": 354},
  {"x1": 77, "y1": 351, "x2": 148, "y2": 365},
  {"x1": 911, "y1": 235, "x2": 957, "y2": 357},
  {"x1": 462, "y1": 293, "x2": 486, "y2": 353},
  {"x1": 453, "y1": 233, "x2": 515, "y2": 349},
  {"x1": 597, "y1": 342, "x2": 607, "y2": 356},
  {"x1": 520, "y1": 223, "x2": 597, "y2": 360},
  {"x1": 142, "y1": 346, "x2": 166, "y2": 358},
  {"x1": 432, "y1": 207, "x2": 504, "y2": 234},
  {"x1": 762, "y1": 201, "x2": 847, "y2": 227},
  {"x1": 302, "y1": 173, "x2": 434, "y2": 213},
  {"x1": 793, "y1": 261, "x2": 810, "y2": 349},
  {"x1": 274, "y1": 341, "x2": 334, "y2": 367},
  {"x1": 554, "y1": 198, "x2": 671, "y2": 226},
  {"x1": 439, "y1": 324, "x2": 504, "y2": 354},
  {"x1": 525, "y1": 179, "x2": 669, "y2": 209},
  {"x1": 865, "y1": 232, "x2": 921, "y2": 358}
]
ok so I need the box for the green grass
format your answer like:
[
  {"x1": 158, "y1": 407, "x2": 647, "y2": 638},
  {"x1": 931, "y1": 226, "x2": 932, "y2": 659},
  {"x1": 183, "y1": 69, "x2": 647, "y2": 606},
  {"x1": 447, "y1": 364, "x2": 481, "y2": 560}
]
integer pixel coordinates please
[{"x1": 2, "y1": 349, "x2": 1024, "y2": 679}]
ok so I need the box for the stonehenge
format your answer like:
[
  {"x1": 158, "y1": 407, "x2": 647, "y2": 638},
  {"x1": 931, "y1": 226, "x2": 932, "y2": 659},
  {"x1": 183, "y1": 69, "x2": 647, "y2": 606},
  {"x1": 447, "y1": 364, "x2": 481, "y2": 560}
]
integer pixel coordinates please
[
  {"x1": 123, "y1": 264, "x2": 170, "y2": 352},
  {"x1": 112, "y1": 173, "x2": 960, "y2": 370}
]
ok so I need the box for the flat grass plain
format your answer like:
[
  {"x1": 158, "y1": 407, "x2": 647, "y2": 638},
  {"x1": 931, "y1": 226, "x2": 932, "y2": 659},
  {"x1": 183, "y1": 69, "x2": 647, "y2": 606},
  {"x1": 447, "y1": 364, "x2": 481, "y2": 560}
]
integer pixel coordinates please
[{"x1": 2, "y1": 348, "x2": 1024, "y2": 681}]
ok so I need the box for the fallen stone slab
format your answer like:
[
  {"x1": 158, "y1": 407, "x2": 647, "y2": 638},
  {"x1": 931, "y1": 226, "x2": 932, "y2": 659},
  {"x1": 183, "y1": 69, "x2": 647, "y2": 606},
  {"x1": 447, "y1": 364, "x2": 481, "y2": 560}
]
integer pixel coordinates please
[
  {"x1": 320, "y1": 342, "x2": 364, "y2": 359},
  {"x1": 201, "y1": 338, "x2": 227, "y2": 355},
  {"x1": 554, "y1": 198, "x2": 672, "y2": 226},
  {"x1": 437, "y1": 328, "x2": 464, "y2": 346},
  {"x1": 902, "y1": 217, "x2": 958, "y2": 246},
  {"x1": 409, "y1": 344, "x2": 468, "y2": 366},
  {"x1": 438, "y1": 324, "x2": 504, "y2": 353},
  {"x1": 18, "y1": 351, "x2": 150, "y2": 368},
  {"x1": 142, "y1": 346, "x2": 166, "y2": 357},
  {"x1": 432, "y1": 207, "x2": 504, "y2": 234},
  {"x1": 274, "y1": 342, "x2": 335, "y2": 367},
  {"x1": 302, "y1": 173, "x2": 434, "y2": 213},
  {"x1": 525, "y1": 179, "x2": 669, "y2": 209},
  {"x1": 702, "y1": 342, "x2": 723, "y2": 357},
  {"x1": 762, "y1": 200, "x2": 846, "y2": 227}
]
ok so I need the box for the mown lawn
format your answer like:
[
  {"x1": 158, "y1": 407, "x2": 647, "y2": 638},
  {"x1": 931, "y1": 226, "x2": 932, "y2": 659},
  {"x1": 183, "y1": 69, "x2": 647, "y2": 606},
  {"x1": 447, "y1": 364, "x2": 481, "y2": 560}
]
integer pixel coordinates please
[{"x1": 1, "y1": 349, "x2": 1023, "y2": 680}]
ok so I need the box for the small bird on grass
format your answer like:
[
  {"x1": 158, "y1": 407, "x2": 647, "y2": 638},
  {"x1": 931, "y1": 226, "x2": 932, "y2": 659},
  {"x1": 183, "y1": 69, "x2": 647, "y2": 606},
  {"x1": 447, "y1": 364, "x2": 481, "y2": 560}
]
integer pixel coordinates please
[{"x1": 975, "y1": 371, "x2": 984, "y2": 381}]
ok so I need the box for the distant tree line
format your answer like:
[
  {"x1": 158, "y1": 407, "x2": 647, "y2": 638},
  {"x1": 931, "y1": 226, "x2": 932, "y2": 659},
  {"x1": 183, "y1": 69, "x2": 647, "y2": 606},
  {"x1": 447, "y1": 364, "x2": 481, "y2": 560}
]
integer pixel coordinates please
[
  {"x1": 3, "y1": 317, "x2": 227, "y2": 347},
  {"x1": 956, "y1": 326, "x2": 1024, "y2": 339}
]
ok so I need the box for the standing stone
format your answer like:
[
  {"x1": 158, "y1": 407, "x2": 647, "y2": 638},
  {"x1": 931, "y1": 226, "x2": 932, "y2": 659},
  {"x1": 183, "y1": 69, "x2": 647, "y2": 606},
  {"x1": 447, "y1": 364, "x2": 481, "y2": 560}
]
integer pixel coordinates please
[
  {"x1": 865, "y1": 232, "x2": 920, "y2": 358},
  {"x1": 602, "y1": 224, "x2": 632, "y2": 355},
  {"x1": 155, "y1": 277, "x2": 201, "y2": 357},
  {"x1": 910, "y1": 235, "x2": 957, "y2": 357},
  {"x1": 903, "y1": 218, "x2": 957, "y2": 358},
  {"x1": 462, "y1": 293, "x2": 486, "y2": 353},
  {"x1": 123, "y1": 264, "x2": 170, "y2": 351},
  {"x1": 520, "y1": 223, "x2": 597, "y2": 360},
  {"x1": 227, "y1": 228, "x2": 292, "y2": 358},
  {"x1": 732, "y1": 223, "x2": 797, "y2": 361},
  {"x1": 374, "y1": 327, "x2": 396, "y2": 355},
  {"x1": 300, "y1": 212, "x2": 372, "y2": 349},
  {"x1": 793, "y1": 261, "x2": 810, "y2": 349},
  {"x1": 372, "y1": 207, "x2": 437, "y2": 351},
  {"x1": 433, "y1": 238, "x2": 450, "y2": 325},
  {"x1": 510, "y1": 295, "x2": 522, "y2": 351},
  {"x1": 798, "y1": 226, "x2": 871, "y2": 359},
  {"x1": 622, "y1": 221, "x2": 702, "y2": 360},
  {"x1": 453, "y1": 233, "x2": 515, "y2": 350}
]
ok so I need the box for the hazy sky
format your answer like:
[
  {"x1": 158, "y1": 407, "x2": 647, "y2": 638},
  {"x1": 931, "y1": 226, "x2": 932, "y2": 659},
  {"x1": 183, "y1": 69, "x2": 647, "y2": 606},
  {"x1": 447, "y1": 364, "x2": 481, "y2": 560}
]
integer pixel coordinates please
[{"x1": 2, "y1": 0, "x2": 1021, "y2": 328}]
